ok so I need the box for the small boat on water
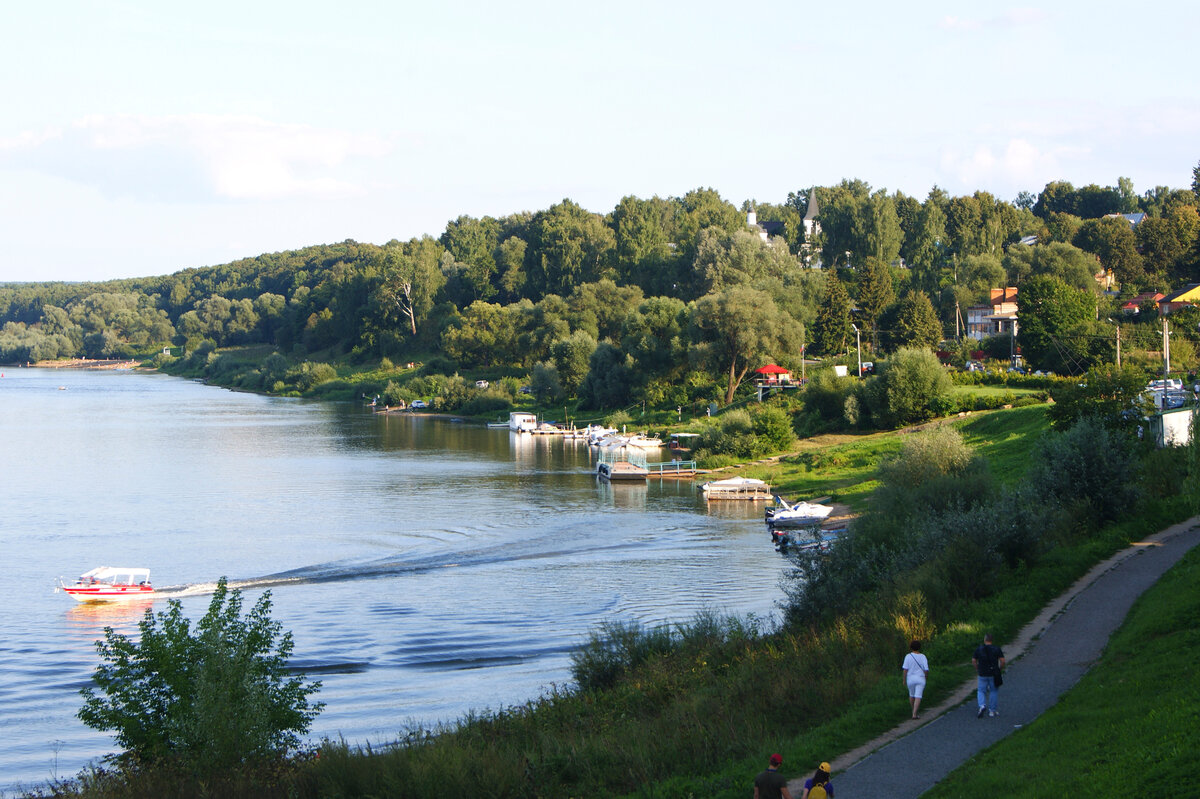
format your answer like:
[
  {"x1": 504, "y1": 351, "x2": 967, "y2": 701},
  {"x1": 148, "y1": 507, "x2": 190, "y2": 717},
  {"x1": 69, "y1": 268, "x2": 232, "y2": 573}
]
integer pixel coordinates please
[
  {"x1": 700, "y1": 476, "x2": 772, "y2": 500},
  {"x1": 57, "y1": 567, "x2": 154, "y2": 602},
  {"x1": 773, "y1": 528, "x2": 840, "y2": 553},
  {"x1": 765, "y1": 496, "x2": 834, "y2": 529}
]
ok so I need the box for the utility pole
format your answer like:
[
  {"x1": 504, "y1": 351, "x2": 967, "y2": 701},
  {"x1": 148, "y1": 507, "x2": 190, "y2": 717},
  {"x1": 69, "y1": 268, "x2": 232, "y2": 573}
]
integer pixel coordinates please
[
  {"x1": 1163, "y1": 317, "x2": 1171, "y2": 378},
  {"x1": 800, "y1": 323, "x2": 806, "y2": 383},
  {"x1": 1116, "y1": 325, "x2": 1121, "y2": 368}
]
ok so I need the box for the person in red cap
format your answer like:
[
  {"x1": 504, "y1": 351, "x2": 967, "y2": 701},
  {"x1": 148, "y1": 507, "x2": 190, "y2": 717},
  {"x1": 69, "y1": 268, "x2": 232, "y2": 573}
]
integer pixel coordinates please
[{"x1": 753, "y1": 753, "x2": 793, "y2": 799}]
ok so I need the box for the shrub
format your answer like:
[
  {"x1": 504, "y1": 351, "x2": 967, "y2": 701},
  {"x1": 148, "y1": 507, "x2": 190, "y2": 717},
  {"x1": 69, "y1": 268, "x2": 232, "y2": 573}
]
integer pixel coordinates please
[
  {"x1": 287, "y1": 361, "x2": 338, "y2": 392},
  {"x1": 862, "y1": 347, "x2": 952, "y2": 427},
  {"x1": 1025, "y1": 417, "x2": 1140, "y2": 523},
  {"x1": 458, "y1": 388, "x2": 514, "y2": 416},
  {"x1": 803, "y1": 368, "x2": 856, "y2": 422},
  {"x1": 79, "y1": 579, "x2": 322, "y2": 776},
  {"x1": 751, "y1": 404, "x2": 797, "y2": 452}
]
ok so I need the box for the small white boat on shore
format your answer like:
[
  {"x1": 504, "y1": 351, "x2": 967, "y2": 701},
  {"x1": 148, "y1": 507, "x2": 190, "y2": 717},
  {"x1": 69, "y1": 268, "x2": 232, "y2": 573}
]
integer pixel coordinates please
[
  {"x1": 57, "y1": 567, "x2": 154, "y2": 602},
  {"x1": 700, "y1": 476, "x2": 772, "y2": 500},
  {"x1": 765, "y1": 496, "x2": 834, "y2": 529}
]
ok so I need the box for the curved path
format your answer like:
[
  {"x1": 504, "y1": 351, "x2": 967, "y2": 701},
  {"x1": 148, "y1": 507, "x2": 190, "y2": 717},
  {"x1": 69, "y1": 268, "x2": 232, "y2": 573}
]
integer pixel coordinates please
[{"x1": 789, "y1": 516, "x2": 1200, "y2": 798}]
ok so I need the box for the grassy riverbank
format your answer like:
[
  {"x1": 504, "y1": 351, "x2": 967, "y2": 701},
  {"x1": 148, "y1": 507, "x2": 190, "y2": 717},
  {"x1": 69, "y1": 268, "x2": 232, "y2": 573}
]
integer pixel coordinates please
[{"x1": 34, "y1": 397, "x2": 1197, "y2": 799}]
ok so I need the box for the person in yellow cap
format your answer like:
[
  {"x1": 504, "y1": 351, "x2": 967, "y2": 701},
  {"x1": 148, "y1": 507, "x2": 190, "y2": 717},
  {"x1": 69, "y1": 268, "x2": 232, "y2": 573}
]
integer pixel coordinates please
[
  {"x1": 800, "y1": 761, "x2": 834, "y2": 798},
  {"x1": 753, "y1": 753, "x2": 793, "y2": 799}
]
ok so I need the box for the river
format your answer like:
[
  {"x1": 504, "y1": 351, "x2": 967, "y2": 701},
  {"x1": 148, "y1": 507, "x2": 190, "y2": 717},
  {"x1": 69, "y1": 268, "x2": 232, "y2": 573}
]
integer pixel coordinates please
[{"x1": 0, "y1": 368, "x2": 790, "y2": 791}]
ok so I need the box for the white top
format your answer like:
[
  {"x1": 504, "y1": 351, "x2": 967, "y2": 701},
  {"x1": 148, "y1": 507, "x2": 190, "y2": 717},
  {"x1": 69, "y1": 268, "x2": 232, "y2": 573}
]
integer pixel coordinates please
[{"x1": 902, "y1": 652, "x2": 929, "y2": 675}]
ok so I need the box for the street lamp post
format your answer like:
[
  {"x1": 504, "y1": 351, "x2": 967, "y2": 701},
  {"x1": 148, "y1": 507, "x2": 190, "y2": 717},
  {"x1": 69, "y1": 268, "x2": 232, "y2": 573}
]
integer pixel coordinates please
[{"x1": 851, "y1": 323, "x2": 862, "y2": 378}]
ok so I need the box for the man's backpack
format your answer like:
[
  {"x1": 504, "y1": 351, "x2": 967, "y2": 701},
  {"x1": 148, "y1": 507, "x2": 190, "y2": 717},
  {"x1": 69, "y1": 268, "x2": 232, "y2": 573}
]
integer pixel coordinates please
[{"x1": 809, "y1": 783, "x2": 828, "y2": 799}]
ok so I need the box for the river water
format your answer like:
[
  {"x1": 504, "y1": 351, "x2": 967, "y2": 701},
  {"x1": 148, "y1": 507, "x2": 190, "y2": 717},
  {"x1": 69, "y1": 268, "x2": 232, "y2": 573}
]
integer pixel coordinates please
[{"x1": 0, "y1": 368, "x2": 789, "y2": 791}]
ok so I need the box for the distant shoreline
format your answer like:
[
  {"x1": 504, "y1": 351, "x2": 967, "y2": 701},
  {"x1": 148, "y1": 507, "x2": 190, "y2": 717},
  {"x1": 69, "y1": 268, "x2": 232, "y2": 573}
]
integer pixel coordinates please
[{"x1": 27, "y1": 358, "x2": 145, "y2": 370}]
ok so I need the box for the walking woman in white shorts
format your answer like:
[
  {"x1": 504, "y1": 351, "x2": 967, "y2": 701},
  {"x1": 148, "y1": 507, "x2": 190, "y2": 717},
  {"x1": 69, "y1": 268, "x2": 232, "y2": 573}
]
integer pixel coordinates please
[{"x1": 902, "y1": 639, "x2": 930, "y2": 719}]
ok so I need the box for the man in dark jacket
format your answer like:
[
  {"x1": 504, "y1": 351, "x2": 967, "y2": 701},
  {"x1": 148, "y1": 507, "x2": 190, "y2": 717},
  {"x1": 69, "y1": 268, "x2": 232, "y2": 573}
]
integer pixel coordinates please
[
  {"x1": 754, "y1": 753, "x2": 793, "y2": 799},
  {"x1": 972, "y1": 633, "x2": 1006, "y2": 718}
]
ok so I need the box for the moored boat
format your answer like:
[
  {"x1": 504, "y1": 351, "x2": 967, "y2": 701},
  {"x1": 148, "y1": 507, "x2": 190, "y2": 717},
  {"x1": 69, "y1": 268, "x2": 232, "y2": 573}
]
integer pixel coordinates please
[
  {"x1": 57, "y1": 567, "x2": 154, "y2": 602},
  {"x1": 700, "y1": 476, "x2": 772, "y2": 500},
  {"x1": 765, "y1": 496, "x2": 834, "y2": 529}
]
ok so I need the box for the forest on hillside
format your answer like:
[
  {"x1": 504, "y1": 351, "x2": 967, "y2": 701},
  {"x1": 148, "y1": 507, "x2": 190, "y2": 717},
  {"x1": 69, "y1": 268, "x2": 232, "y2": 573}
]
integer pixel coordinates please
[{"x1": 3, "y1": 170, "x2": 1200, "y2": 410}]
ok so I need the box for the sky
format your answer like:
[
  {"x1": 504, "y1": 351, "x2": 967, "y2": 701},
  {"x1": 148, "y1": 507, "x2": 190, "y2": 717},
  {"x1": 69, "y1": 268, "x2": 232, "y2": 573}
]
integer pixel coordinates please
[{"x1": 1, "y1": 1, "x2": 1197, "y2": 283}]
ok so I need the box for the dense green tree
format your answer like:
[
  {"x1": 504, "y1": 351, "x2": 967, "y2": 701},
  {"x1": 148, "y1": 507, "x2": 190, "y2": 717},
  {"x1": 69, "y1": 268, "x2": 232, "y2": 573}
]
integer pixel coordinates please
[
  {"x1": 440, "y1": 301, "x2": 518, "y2": 367},
  {"x1": 374, "y1": 237, "x2": 447, "y2": 337},
  {"x1": 578, "y1": 342, "x2": 635, "y2": 408},
  {"x1": 688, "y1": 287, "x2": 803, "y2": 405},
  {"x1": 530, "y1": 361, "x2": 564, "y2": 404},
  {"x1": 856, "y1": 256, "x2": 894, "y2": 349},
  {"x1": 1046, "y1": 363, "x2": 1151, "y2": 431},
  {"x1": 894, "y1": 192, "x2": 922, "y2": 262},
  {"x1": 857, "y1": 191, "x2": 903, "y2": 264},
  {"x1": 1017, "y1": 275, "x2": 1102, "y2": 374},
  {"x1": 514, "y1": 296, "x2": 569, "y2": 367},
  {"x1": 1074, "y1": 217, "x2": 1144, "y2": 288},
  {"x1": 494, "y1": 236, "x2": 528, "y2": 301},
  {"x1": 673, "y1": 188, "x2": 744, "y2": 263},
  {"x1": 1025, "y1": 418, "x2": 1138, "y2": 522},
  {"x1": 524, "y1": 200, "x2": 617, "y2": 297},
  {"x1": 1033, "y1": 180, "x2": 1078, "y2": 218},
  {"x1": 439, "y1": 215, "x2": 501, "y2": 303},
  {"x1": 811, "y1": 274, "x2": 853, "y2": 356},
  {"x1": 818, "y1": 179, "x2": 872, "y2": 268},
  {"x1": 566, "y1": 280, "x2": 644, "y2": 343},
  {"x1": 1074, "y1": 183, "x2": 1121, "y2": 218},
  {"x1": 551, "y1": 330, "x2": 597, "y2": 393},
  {"x1": 881, "y1": 290, "x2": 942, "y2": 352},
  {"x1": 610, "y1": 195, "x2": 679, "y2": 294},
  {"x1": 690, "y1": 228, "x2": 797, "y2": 296},
  {"x1": 1004, "y1": 242, "x2": 1100, "y2": 291},
  {"x1": 1137, "y1": 204, "x2": 1200, "y2": 284},
  {"x1": 620, "y1": 296, "x2": 688, "y2": 378},
  {"x1": 907, "y1": 198, "x2": 948, "y2": 294},
  {"x1": 945, "y1": 195, "x2": 984, "y2": 256},
  {"x1": 1042, "y1": 211, "x2": 1084, "y2": 245},
  {"x1": 1117, "y1": 176, "x2": 1140, "y2": 214}
]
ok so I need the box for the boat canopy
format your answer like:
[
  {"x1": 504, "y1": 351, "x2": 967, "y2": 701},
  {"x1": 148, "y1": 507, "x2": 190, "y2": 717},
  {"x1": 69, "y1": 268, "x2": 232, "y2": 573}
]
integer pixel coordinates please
[{"x1": 79, "y1": 567, "x2": 151, "y2": 585}]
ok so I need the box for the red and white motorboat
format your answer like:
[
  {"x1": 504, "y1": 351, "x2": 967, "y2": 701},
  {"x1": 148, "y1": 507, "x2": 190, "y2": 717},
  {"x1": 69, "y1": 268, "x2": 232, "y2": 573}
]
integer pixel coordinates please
[{"x1": 57, "y1": 567, "x2": 154, "y2": 602}]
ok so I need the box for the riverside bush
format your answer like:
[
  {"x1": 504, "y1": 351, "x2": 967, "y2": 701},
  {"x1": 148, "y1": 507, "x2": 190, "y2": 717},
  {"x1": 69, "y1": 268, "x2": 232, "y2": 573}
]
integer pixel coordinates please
[{"x1": 78, "y1": 578, "x2": 322, "y2": 777}]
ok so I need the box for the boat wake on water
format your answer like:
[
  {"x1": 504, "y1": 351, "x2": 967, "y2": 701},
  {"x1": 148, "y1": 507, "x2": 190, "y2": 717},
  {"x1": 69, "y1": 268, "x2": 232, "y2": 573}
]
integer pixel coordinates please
[{"x1": 153, "y1": 532, "x2": 676, "y2": 598}]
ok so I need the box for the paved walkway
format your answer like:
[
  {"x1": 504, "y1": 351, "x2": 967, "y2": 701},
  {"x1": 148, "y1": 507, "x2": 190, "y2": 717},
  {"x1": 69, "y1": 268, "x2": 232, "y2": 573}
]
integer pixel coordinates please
[{"x1": 787, "y1": 516, "x2": 1200, "y2": 798}]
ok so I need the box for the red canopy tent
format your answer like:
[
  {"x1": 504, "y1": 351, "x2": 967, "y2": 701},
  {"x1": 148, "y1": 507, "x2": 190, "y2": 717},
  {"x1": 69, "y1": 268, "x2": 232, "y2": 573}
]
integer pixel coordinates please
[{"x1": 755, "y1": 364, "x2": 791, "y2": 383}]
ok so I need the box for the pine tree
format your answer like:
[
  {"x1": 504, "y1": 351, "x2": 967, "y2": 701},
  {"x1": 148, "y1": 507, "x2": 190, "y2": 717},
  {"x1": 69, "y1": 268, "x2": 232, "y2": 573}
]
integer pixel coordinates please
[{"x1": 812, "y1": 275, "x2": 853, "y2": 356}]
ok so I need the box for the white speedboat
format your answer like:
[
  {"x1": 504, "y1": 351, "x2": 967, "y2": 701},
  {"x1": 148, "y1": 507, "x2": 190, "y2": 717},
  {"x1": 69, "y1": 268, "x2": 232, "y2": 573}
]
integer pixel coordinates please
[
  {"x1": 57, "y1": 567, "x2": 154, "y2": 602},
  {"x1": 765, "y1": 496, "x2": 834, "y2": 528}
]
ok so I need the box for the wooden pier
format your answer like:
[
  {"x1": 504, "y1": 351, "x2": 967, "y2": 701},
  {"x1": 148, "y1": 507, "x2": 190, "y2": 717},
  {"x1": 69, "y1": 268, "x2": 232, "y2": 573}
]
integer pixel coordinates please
[{"x1": 646, "y1": 460, "x2": 697, "y2": 478}]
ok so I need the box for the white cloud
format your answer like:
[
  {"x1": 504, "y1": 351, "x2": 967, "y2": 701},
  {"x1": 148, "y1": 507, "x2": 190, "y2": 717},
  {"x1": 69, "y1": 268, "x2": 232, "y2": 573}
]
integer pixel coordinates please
[
  {"x1": 938, "y1": 8, "x2": 1047, "y2": 31},
  {"x1": 0, "y1": 114, "x2": 392, "y2": 202},
  {"x1": 939, "y1": 138, "x2": 1067, "y2": 192}
]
